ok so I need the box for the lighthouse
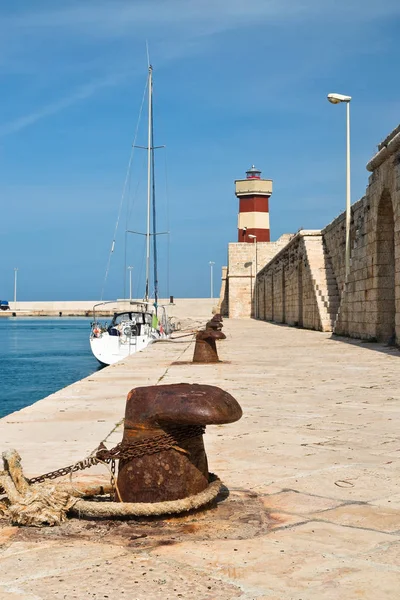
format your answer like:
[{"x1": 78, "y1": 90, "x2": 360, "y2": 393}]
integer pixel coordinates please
[{"x1": 235, "y1": 165, "x2": 273, "y2": 242}]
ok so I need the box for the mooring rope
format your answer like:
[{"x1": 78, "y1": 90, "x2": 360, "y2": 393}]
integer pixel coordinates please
[{"x1": 0, "y1": 449, "x2": 222, "y2": 527}]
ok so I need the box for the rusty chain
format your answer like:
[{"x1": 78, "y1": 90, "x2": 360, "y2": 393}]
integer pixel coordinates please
[
  {"x1": 3, "y1": 425, "x2": 206, "y2": 489},
  {"x1": 110, "y1": 459, "x2": 116, "y2": 496}
]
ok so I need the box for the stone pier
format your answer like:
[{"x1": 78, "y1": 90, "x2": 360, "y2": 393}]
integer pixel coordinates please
[{"x1": 1, "y1": 319, "x2": 400, "y2": 599}]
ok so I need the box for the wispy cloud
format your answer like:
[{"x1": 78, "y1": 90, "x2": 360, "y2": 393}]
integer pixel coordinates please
[
  {"x1": 0, "y1": 0, "x2": 398, "y2": 137},
  {"x1": 0, "y1": 73, "x2": 128, "y2": 137}
]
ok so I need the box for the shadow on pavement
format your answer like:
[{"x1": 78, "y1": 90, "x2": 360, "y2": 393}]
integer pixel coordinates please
[{"x1": 329, "y1": 333, "x2": 400, "y2": 357}]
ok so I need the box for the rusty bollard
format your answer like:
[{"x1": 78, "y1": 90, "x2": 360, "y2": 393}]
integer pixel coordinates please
[
  {"x1": 212, "y1": 313, "x2": 223, "y2": 325},
  {"x1": 206, "y1": 314, "x2": 224, "y2": 331},
  {"x1": 205, "y1": 317, "x2": 224, "y2": 331},
  {"x1": 117, "y1": 383, "x2": 242, "y2": 503},
  {"x1": 193, "y1": 328, "x2": 226, "y2": 363}
]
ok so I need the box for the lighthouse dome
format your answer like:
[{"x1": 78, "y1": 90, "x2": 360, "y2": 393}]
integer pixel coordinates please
[{"x1": 246, "y1": 165, "x2": 261, "y2": 179}]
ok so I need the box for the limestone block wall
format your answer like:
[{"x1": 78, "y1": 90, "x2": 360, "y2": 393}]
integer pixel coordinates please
[
  {"x1": 226, "y1": 243, "x2": 261, "y2": 320},
  {"x1": 224, "y1": 235, "x2": 294, "y2": 318},
  {"x1": 303, "y1": 235, "x2": 340, "y2": 331},
  {"x1": 322, "y1": 198, "x2": 370, "y2": 336},
  {"x1": 322, "y1": 198, "x2": 364, "y2": 297},
  {"x1": 218, "y1": 267, "x2": 228, "y2": 316},
  {"x1": 254, "y1": 124, "x2": 400, "y2": 342},
  {"x1": 257, "y1": 231, "x2": 337, "y2": 331},
  {"x1": 328, "y1": 125, "x2": 400, "y2": 342}
]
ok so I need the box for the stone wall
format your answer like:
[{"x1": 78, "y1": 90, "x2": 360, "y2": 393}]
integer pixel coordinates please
[
  {"x1": 218, "y1": 267, "x2": 228, "y2": 316},
  {"x1": 330, "y1": 125, "x2": 400, "y2": 342},
  {"x1": 256, "y1": 231, "x2": 339, "y2": 332},
  {"x1": 250, "y1": 124, "x2": 400, "y2": 344},
  {"x1": 221, "y1": 234, "x2": 293, "y2": 318}
]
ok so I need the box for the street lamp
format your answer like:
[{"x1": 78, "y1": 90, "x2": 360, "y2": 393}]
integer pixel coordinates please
[
  {"x1": 327, "y1": 92, "x2": 352, "y2": 279},
  {"x1": 127, "y1": 266, "x2": 134, "y2": 301},
  {"x1": 209, "y1": 261, "x2": 215, "y2": 299},
  {"x1": 248, "y1": 235, "x2": 258, "y2": 318}
]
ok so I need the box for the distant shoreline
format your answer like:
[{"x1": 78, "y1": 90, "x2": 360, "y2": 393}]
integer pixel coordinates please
[{"x1": 0, "y1": 298, "x2": 216, "y2": 318}]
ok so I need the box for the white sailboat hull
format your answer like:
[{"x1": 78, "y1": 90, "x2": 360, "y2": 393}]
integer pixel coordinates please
[{"x1": 90, "y1": 330, "x2": 159, "y2": 366}]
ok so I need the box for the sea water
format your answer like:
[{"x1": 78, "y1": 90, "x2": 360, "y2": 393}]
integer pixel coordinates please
[{"x1": 0, "y1": 318, "x2": 101, "y2": 419}]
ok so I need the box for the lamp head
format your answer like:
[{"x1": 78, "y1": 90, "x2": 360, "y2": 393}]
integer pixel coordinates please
[{"x1": 327, "y1": 93, "x2": 351, "y2": 104}]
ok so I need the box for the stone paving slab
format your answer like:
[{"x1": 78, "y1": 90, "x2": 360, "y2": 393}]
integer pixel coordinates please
[{"x1": 1, "y1": 318, "x2": 400, "y2": 598}]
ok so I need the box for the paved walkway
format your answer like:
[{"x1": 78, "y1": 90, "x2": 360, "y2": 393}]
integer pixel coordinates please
[{"x1": 1, "y1": 319, "x2": 400, "y2": 599}]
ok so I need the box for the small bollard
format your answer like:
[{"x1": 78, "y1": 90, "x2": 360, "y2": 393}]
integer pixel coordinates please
[
  {"x1": 117, "y1": 383, "x2": 242, "y2": 503},
  {"x1": 205, "y1": 314, "x2": 224, "y2": 331},
  {"x1": 205, "y1": 319, "x2": 223, "y2": 331},
  {"x1": 212, "y1": 313, "x2": 223, "y2": 323},
  {"x1": 192, "y1": 328, "x2": 226, "y2": 363}
]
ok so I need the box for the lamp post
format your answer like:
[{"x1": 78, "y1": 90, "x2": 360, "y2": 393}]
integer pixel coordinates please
[
  {"x1": 209, "y1": 261, "x2": 215, "y2": 299},
  {"x1": 13, "y1": 268, "x2": 18, "y2": 310},
  {"x1": 327, "y1": 92, "x2": 352, "y2": 279},
  {"x1": 127, "y1": 266, "x2": 134, "y2": 301},
  {"x1": 248, "y1": 234, "x2": 258, "y2": 318}
]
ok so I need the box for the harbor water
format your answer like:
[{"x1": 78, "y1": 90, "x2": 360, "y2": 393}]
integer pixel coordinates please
[{"x1": 0, "y1": 318, "x2": 101, "y2": 419}]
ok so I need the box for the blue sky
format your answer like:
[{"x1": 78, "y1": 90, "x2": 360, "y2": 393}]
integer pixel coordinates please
[{"x1": 1, "y1": 0, "x2": 399, "y2": 300}]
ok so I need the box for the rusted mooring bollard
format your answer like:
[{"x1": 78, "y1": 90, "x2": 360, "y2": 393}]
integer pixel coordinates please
[
  {"x1": 117, "y1": 383, "x2": 242, "y2": 503},
  {"x1": 205, "y1": 314, "x2": 224, "y2": 331},
  {"x1": 193, "y1": 328, "x2": 226, "y2": 363},
  {"x1": 193, "y1": 314, "x2": 226, "y2": 363}
]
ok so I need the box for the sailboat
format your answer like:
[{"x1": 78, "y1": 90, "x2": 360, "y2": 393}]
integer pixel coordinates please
[{"x1": 90, "y1": 65, "x2": 171, "y2": 366}]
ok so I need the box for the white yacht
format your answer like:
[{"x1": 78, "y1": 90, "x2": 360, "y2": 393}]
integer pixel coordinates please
[
  {"x1": 90, "y1": 64, "x2": 172, "y2": 366},
  {"x1": 90, "y1": 301, "x2": 170, "y2": 366}
]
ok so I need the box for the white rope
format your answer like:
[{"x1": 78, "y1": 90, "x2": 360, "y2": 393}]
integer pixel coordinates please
[{"x1": 71, "y1": 476, "x2": 222, "y2": 518}]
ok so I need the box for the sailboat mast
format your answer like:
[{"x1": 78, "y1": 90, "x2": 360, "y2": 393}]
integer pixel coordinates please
[
  {"x1": 145, "y1": 65, "x2": 153, "y2": 302},
  {"x1": 151, "y1": 99, "x2": 159, "y2": 310}
]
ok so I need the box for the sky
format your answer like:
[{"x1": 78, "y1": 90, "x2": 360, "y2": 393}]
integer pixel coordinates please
[{"x1": 0, "y1": 0, "x2": 399, "y2": 301}]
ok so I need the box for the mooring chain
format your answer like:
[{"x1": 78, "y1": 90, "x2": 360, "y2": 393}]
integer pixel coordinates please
[
  {"x1": 110, "y1": 459, "x2": 116, "y2": 495},
  {"x1": 97, "y1": 425, "x2": 205, "y2": 463},
  {"x1": 27, "y1": 456, "x2": 100, "y2": 485},
  {"x1": 11, "y1": 425, "x2": 206, "y2": 488}
]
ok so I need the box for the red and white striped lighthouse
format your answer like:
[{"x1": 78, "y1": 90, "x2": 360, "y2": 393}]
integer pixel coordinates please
[{"x1": 235, "y1": 165, "x2": 273, "y2": 242}]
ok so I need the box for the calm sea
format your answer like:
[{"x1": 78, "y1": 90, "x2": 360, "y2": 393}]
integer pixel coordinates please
[{"x1": 0, "y1": 318, "x2": 102, "y2": 419}]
